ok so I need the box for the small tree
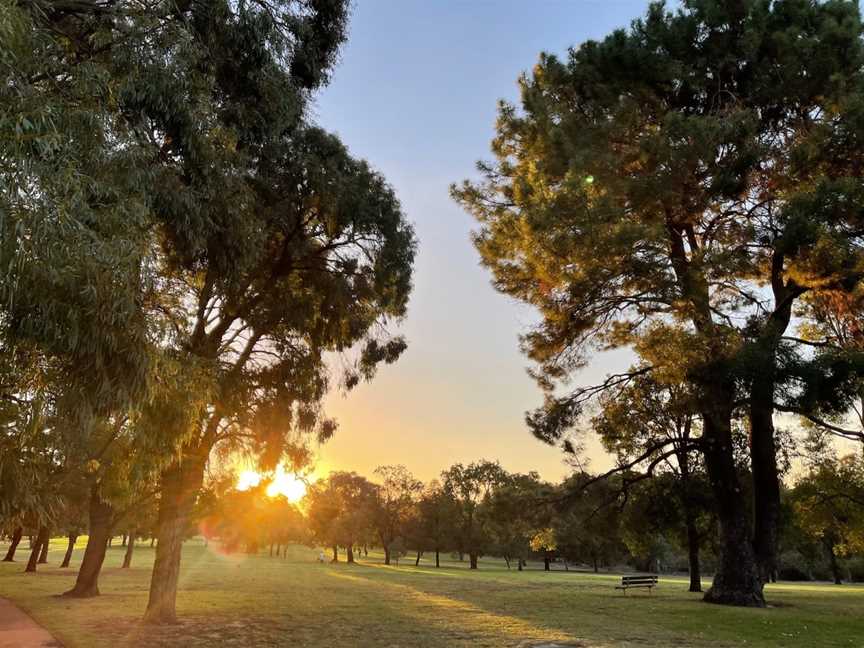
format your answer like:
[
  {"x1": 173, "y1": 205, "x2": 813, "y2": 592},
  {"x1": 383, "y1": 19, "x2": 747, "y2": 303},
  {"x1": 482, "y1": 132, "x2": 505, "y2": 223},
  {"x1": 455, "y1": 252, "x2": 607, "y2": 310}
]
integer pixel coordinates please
[
  {"x1": 441, "y1": 461, "x2": 508, "y2": 569},
  {"x1": 412, "y1": 481, "x2": 459, "y2": 568},
  {"x1": 372, "y1": 466, "x2": 423, "y2": 565},
  {"x1": 529, "y1": 528, "x2": 557, "y2": 572}
]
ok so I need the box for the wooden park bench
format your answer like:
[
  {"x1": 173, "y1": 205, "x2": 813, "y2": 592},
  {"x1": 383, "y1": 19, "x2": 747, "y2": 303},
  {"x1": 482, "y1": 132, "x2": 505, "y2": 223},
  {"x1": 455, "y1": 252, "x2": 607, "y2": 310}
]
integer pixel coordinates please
[{"x1": 615, "y1": 574, "x2": 658, "y2": 595}]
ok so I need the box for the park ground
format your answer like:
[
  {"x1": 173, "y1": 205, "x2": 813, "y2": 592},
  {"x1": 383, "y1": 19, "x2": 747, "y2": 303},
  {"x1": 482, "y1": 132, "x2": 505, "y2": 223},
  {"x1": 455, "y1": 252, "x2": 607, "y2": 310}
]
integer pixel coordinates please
[{"x1": 0, "y1": 539, "x2": 863, "y2": 647}]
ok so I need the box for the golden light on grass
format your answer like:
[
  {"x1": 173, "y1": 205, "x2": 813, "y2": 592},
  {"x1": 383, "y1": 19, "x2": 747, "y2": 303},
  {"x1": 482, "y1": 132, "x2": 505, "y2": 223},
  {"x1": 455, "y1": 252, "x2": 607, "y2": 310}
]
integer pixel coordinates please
[{"x1": 235, "y1": 466, "x2": 308, "y2": 502}]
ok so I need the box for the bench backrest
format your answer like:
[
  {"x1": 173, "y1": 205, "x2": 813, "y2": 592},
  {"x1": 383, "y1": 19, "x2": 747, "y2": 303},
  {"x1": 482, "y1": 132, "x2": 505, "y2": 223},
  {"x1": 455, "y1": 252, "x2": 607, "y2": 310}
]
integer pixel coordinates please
[{"x1": 621, "y1": 575, "x2": 658, "y2": 584}]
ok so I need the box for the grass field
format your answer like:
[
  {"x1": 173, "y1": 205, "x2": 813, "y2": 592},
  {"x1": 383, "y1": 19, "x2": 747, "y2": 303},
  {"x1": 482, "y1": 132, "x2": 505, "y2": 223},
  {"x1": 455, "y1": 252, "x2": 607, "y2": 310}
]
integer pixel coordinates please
[{"x1": 1, "y1": 538, "x2": 863, "y2": 647}]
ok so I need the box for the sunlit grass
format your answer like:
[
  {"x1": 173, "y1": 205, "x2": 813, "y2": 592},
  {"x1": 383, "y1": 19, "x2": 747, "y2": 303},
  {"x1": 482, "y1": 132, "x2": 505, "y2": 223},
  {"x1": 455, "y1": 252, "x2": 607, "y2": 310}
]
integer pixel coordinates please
[{"x1": 1, "y1": 538, "x2": 863, "y2": 647}]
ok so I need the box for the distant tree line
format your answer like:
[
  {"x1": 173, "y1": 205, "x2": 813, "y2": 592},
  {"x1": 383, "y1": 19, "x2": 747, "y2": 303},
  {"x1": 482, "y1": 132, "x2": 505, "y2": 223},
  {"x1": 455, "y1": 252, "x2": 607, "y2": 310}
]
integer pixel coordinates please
[{"x1": 84, "y1": 453, "x2": 859, "y2": 587}]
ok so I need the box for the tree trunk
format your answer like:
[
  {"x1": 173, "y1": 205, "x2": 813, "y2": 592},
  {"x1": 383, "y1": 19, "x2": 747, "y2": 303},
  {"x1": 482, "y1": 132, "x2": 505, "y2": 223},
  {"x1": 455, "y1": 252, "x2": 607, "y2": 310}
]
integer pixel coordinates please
[
  {"x1": 122, "y1": 534, "x2": 128, "y2": 547},
  {"x1": 25, "y1": 526, "x2": 48, "y2": 573},
  {"x1": 2, "y1": 527, "x2": 23, "y2": 562},
  {"x1": 331, "y1": 545, "x2": 339, "y2": 562},
  {"x1": 150, "y1": 537, "x2": 155, "y2": 547},
  {"x1": 750, "y1": 376, "x2": 782, "y2": 584},
  {"x1": 122, "y1": 531, "x2": 136, "y2": 569},
  {"x1": 38, "y1": 532, "x2": 50, "y2": 563},
  {"x1": 544, "y1": 555, "x2": 550, "y2": 571},
  {"x1": 469, "y1": 553, "x2": 478, "y2": 569},
  {"x1": 383, "y1": 546, "x2": 391, "y2": 565},
  {"x1": 517, "y1": 557, "x2": 523, "y2": 571},
  {"x1": 593, "y1": 557, "x2": 598, "y2": 573},
  {"x1": 504, "y1": 555, "x2": 510, "y2": 569},
  {"x1": 269, "y1": 543, "x2": 273, "y2": 557},
  {"x1": 143, "y1": 453, "x2": 206, "y2": 624},
  {"x1": 435, "y1": 549, "x2": 440, "y2": 568},
  {"x1": 346, "y1": 544, "x2": 354, "y2": 563},
  {"x1": 825, "y1": 539, "x2": 842, "y2": 585},
  {"x1": 60, "y1": 534, "x2": 77, "y2": 568},
  {"x1": 415, "y1": 550, "x2": 422, "y2": 566},
  {"x1": 700, "y1": 390, "x2": 765, "y2": 607},
  {"x1": 748, "y1": 278, "x2": 796, "y2": 584},
  {"x1": 679, "y1": 450, "x2": 702, "y2": 593},
  {"x1": 64, "y1": 485, "x2": 113, "y2": 597},
  {"x1": 686, "y1": 514, "x2": 702, "y2": 593}
]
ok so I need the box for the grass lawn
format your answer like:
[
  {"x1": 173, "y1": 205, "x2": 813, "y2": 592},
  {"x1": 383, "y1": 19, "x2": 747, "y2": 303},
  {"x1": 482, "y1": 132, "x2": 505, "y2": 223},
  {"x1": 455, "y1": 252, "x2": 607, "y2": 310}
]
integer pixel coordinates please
[{"x1": 0, "y1": 538, "x2": 863, "y2": 647}]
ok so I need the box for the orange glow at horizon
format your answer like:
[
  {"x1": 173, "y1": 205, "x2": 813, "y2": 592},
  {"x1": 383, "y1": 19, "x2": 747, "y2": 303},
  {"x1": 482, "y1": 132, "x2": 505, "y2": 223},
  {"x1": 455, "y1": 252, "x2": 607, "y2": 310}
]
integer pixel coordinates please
[{"x1": 235, "y1": 466, "x2": 309, "y2": 503}]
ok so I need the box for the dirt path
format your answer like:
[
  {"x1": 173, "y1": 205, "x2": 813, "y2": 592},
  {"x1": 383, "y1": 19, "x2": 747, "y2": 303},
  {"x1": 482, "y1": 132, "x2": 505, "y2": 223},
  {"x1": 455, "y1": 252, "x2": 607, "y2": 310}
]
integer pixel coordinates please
[{"x1": 0, "y1": 598, "x2": 60, "y2": 647}]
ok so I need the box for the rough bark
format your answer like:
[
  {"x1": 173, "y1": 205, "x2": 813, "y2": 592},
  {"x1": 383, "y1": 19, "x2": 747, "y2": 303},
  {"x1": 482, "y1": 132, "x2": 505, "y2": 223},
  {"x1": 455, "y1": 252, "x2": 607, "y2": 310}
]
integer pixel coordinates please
[
  {"x1": 24, "y1": 526, "x2": 48, "y2": 573},
  {"x1": 122, "y1": 531, "x2": 136, "y2": 569},
  {"x1": 700, "y1": 386, "x2": 765, "y2": 607},
  {"x1": 2, "y1": 527, "x2": 23, "y2": 561},
  {"x1": 60, "y1": 533, "x2": 77, "y2": 568},
  {"x1": 64, "y1": 486, "x2": 113, "y2": 597},
  {"x1": 143, "y1": 453, "x2": 206, "y2": 624}
]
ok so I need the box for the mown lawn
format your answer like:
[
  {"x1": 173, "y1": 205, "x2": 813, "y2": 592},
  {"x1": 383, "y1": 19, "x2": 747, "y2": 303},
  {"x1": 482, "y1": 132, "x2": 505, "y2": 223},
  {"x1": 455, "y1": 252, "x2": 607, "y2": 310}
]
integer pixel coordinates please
[{"x1": 0, "y1": 538, "x2": 862, "y2": 647}]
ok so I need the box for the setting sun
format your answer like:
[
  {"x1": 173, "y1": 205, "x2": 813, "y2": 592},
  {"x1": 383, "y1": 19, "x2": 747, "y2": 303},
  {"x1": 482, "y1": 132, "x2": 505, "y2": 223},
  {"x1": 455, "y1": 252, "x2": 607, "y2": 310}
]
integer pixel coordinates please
[{"x1": 236, "y1": 466, "x2": 308, "y2": 503}]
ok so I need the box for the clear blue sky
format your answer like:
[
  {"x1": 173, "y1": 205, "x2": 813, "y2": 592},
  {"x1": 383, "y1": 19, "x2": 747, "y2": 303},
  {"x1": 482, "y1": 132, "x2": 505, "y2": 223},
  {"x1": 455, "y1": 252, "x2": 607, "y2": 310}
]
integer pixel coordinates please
[{"x1": 314, "y1": 1, "x2": 651, "y2": 482}]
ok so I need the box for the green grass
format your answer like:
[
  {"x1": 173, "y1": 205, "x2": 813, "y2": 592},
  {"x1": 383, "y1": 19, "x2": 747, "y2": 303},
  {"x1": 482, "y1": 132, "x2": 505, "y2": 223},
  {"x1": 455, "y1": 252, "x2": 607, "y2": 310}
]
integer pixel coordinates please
[{"x1": 1, "y1": 538, "x2": 863, "y2": 647}]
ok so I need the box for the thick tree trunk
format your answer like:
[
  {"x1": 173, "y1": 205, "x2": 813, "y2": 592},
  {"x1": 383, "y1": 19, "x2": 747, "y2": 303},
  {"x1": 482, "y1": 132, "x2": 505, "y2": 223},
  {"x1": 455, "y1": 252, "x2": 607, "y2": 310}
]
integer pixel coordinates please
[
  {"x1": 469, "y1": 553, "x2": 478, "y2": 569},
  {"x1": 435, "y1": 549, "x2": 440, "y2": 568},
  {"x1": 25, "y1": 526, "x2": 48, "y2": 573},
  {"x1": 700, "y1": 391, "x2": 765, "y2": 607},
  {"x1": 60, "y1": 534, "x2": 77, "y2": 568},
  {"x1": 544, "y1": 555, "x2": 551, "y2": 571},
  {"x1": 415, "y1": 550, "x2": 422, "y2": 566},
  {"x1": 3, "y1": 527, "x2": 23, "y2": 562},
  {"x1": 64, "y1": 486, "x2": 113, "y2": 597},
  {"x1": 383, "y1": 546, "x2": 391, "y2": 565},
  {"x1": 593, "y1": 557, "x2": 598, "y2": 573},
  {"x1": 503, "y1": 555, "x2": 510, "y2": 569},
  {"x1": 143, "y1": 454, "x2": 206, "y2": 624},
  {"x1": 346, "y1": 544, "x2": 354, "y2": 563},
  {"x1": 517, "y1": 557, "x2": 523, "y2": 571},
  {"x1": 122, "y1": 534, "x2": 127, "y2": 547},
  {"x1": 122, "y1": 531, "x2": 136, "y2": 569},
  {"x1": 750, "y1": 378, "x2": 781, "y2": 584},
  {"x1": 37, "y1": 532, "x2": 50, "y2": 563}
]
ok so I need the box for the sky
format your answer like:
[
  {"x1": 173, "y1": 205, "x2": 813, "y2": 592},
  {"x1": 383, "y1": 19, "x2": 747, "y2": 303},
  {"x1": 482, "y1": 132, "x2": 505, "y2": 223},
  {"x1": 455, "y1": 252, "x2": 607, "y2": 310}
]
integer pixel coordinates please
[{"x1": 307, "y1": 0, "x2": 652, "y2": 483}]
